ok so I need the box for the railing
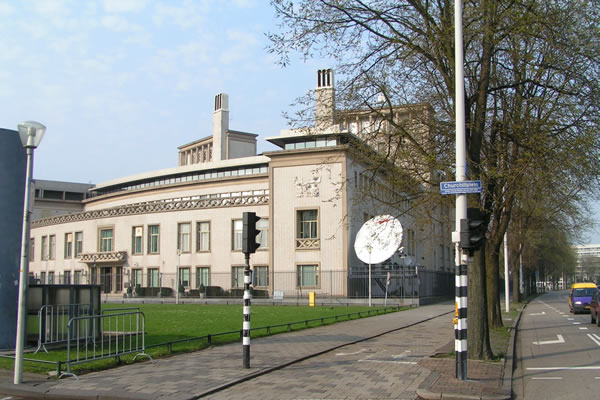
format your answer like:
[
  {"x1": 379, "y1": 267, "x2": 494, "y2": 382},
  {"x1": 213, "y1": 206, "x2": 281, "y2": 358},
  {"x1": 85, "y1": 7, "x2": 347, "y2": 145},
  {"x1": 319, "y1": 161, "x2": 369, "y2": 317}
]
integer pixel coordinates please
[
  {"x1": 35, "y1": 303, "x2": 94, "y2": 354},
  {"x1": 61, "y1": 310, "x2": 152, "y2": 379},
  {"x1": 121, "y1": 269, "x2": 453, "y2": 301}
]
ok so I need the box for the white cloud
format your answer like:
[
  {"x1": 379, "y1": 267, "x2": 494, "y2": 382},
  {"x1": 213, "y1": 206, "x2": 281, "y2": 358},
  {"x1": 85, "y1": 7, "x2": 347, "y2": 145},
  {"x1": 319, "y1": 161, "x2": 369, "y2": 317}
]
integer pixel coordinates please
[
  {"x1": 152, "y1": 1, "x2": 206, "y2": 29},
  {"x1": 101, "y1": 15, "x2": 142, "y2": 32},
  {"x1": 103, "y1": 0, "x2": 147, "y2": 13},
  {"x1": 32, "y1": 0, "x2": 71, "y2": 17},
  {"x1": 218, "y1": 29, "x2": 260, "y2": 65},
  {"x1": 0, "y1": 2, "x2": 15, "y2": 17},
  {"x1": 232, "y1": 0, "x2": 254, "y2": 8}
]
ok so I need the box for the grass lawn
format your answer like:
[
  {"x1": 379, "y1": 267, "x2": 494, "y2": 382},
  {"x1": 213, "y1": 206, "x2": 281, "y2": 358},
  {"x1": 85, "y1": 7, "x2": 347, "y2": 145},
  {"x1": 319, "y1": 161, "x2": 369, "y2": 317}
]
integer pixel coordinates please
[{"x1": 0, "y1": 303, "x2": 402, "y2": 376}]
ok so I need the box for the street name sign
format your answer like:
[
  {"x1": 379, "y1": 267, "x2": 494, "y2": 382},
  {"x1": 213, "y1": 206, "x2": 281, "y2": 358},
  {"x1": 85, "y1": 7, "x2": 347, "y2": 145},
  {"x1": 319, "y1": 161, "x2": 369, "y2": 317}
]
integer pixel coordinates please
[{"x1": 440, "y1": 180, "x2": 482, "y2": 195}]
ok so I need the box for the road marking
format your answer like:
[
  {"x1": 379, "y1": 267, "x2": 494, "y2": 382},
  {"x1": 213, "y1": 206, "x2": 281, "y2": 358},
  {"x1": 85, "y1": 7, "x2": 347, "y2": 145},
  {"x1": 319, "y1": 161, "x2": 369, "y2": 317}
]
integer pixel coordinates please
[
  {"x1": 336, "y1": 349, "x2": 368, "y2": 356},
  {"x1": 567, "y1": 318, "x2": 574, "y2": 320},
  {"x1": 530, "y1": 312, "x2": 546, "y2": 316},
  {"x1": 587, "y1": 334, "x2": 600, "y2": 347},
  {"x1": 580, "y1": 327, "x2": 589, "y2": 330},
  {"x1": 533, "y1": 335, "x2": 565, "y2": 345},
  {"x1": 532, "y1": 377, "x2": 562, "y2": 380},
  {"x1": 573, "y1": 322, "x2": 581, "y2": 325},
  {"x1": 527, "y1": 366, "x2": 600, "y2": 371},
  {"x1": 358, "y1": 359, "x2": 417, "y2": 365}
]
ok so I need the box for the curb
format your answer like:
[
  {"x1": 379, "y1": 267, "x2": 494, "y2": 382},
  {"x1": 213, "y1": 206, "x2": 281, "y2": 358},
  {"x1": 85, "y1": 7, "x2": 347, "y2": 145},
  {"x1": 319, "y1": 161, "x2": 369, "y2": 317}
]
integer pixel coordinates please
[{"x1": 416, "y1": 302, "x2": 526, "y2": 400}]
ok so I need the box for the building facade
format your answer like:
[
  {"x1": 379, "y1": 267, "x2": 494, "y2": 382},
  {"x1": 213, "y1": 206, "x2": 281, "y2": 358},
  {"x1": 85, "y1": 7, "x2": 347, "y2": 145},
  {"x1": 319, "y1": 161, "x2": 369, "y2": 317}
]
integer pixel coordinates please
[{"x1": 28, "y1": 70, "x2": 453, "y2": 299}]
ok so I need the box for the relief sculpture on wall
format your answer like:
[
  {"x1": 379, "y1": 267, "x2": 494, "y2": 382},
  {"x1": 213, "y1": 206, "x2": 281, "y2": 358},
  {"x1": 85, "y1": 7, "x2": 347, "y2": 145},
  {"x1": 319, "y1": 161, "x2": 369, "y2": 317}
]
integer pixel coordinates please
[{"x1": 295, "y1": 175, "x2": 321, "y2": 198}]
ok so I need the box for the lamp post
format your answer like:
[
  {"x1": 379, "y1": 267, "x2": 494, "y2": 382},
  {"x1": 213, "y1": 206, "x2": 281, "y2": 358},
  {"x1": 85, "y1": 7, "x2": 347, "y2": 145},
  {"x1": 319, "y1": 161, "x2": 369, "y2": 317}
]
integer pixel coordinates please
[
  {"x1": 14, "y1": 121, "x2": 46, "y2": 385},
  {"x1": 176, "y1": 249, "x2": 181, "y2": 305}
]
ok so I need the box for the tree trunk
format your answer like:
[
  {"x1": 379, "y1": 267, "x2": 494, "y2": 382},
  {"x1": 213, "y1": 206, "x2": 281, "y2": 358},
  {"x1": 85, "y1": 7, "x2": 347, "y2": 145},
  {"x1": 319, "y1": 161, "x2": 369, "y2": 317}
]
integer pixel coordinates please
[
  {"x1": 468, "y1": 247, "x2": 494, "y2": 360},
  {"x1": 485, "y1": 246, "x2": 503, "y2": 328},
  {"x1": 511, "y1": 257, "x2": 520, "y2": 303}
]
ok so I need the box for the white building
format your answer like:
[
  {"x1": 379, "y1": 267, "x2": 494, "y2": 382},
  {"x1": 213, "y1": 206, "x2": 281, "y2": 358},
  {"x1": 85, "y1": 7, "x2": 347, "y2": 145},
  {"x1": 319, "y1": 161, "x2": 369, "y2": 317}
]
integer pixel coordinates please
[
  {"x1": 28, "y1": 70, "x2": 453, "y2": 300},
  {"x1": 573, "y1": 244, "x2": 600, "y2": 282}
]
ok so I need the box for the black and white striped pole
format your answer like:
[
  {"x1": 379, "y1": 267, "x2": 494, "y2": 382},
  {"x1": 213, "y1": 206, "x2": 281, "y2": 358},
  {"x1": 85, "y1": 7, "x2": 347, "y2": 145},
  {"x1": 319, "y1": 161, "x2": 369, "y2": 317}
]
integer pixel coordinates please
[
  {"x1": 242, "y1": 212, "x2": 261, "y2": 369},
  {"x1": 454, "y1": 255, "x2": 468, "y2": 380},
  {"x1": 243, "y1": 253, "x2": 251, "y2": 368}
]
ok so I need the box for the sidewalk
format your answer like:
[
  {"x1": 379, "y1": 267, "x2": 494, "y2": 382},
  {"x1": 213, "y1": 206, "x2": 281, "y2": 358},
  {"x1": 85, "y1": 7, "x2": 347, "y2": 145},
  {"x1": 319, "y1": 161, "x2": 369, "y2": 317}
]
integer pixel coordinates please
[{"x1": 0, "y1": 301, "x2": 516, "y2": 399}]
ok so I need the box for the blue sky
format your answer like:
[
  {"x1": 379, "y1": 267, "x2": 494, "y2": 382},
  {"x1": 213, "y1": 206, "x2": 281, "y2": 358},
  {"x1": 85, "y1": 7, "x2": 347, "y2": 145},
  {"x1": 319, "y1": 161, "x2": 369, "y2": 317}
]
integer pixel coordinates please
[
  {"x1": 0, "y1": 0, "x2": 325, "y2": 183},
  {"x1": 2, "y1": 0, "x2": 598, "y2": 244}
]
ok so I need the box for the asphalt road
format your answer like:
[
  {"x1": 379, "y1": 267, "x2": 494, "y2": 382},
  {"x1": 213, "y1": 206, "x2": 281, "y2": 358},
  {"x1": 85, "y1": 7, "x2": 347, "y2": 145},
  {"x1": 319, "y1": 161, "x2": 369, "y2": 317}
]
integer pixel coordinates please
[{"x1": 513, "y1": 290, "x2": 600, "y2": 399}]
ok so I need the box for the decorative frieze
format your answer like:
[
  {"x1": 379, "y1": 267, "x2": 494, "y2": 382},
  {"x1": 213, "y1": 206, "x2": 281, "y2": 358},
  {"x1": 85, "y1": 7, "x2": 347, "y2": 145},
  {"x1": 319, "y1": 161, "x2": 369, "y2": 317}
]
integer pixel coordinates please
[
  {"x1": 80, "y1": 251, "x2": 127, "y2": 264},
  {"x1": 294, "y1": 175, "x2": 321, "y2": 198},
  {"x1": 32, "y1": 192, "x2": 269, "y2": 228}
]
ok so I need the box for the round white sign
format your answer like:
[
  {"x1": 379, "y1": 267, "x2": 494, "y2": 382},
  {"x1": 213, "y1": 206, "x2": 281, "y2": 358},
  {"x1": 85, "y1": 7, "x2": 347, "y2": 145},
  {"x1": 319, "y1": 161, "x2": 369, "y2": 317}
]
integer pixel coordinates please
[{"x1": 354, "y1": 215, "x2": 403, "y2": 264}]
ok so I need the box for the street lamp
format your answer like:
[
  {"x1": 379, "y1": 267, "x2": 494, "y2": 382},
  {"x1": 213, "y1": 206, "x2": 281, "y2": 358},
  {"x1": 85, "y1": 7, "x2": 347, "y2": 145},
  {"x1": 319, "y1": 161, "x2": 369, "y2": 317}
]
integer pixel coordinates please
[
  {"x1": 176, "y1": 249, "x2": 181, "y2": 305},
  {"x1": 14, "y1": 121, "x2": 46, "y2": 385}
]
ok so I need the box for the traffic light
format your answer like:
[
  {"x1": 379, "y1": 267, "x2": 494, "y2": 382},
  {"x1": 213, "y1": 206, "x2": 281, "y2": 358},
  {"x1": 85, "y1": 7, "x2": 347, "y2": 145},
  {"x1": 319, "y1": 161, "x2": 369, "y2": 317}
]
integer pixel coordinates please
[
  {"x1": 242, "y1": 212, "x2": 261, "y2": 254},
  {"x1": 459, "y1": 208, "x2": 486, "y2": 253}
]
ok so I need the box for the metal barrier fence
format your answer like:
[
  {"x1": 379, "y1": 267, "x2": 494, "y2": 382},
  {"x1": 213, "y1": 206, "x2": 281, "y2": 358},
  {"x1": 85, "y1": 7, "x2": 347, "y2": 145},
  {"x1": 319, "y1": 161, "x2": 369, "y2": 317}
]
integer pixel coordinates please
[
  {"x1": 119, "y1": 269, "x2": 453, "y2": 302},
  {"x1": 35, "y1": 303, "x2": 94, "y2": 354},
  {"x1": 61, "y1": 310, "x2": 152, "y2": 379}
]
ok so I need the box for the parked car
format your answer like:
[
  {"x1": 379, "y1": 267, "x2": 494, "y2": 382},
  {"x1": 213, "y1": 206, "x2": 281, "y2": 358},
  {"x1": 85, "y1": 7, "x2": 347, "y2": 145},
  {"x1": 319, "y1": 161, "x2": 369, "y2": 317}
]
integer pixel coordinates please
[
  {"x1": 591, "y1": 289, "x2": 600, "y2": 326},
  {"x1": 569, "y1": 282, "x2": 598, "y2": 313}
]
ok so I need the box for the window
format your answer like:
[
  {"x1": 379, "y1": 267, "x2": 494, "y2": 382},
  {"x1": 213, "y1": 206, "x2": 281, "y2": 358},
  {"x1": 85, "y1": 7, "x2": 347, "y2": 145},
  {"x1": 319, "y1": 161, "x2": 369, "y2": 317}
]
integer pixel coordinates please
[
  {"x1": 231, "y1": 266, "x2": 244, "y2": 288},
  {"x1": 40, "y1": 271, "x2": 46, "y2": 284},
  {"x1": 296, "y1": 210, "x2": 319, "y2": 248},
  {"x1": 74, "y1": 270, "x2": 82, "y2": 284},
  {"x1": 147, "y1": 268, "x2": 159, "y2": 287},
  {"x1": 41, "y1": 236, "x2": 48, "y2": 261},
  {"x1": 148, "y1": 225, "x2": 160, "y2": 254},
  {"x1": 297, "y1": 210, "x2": 318, "y2": 238},
  {"x1": 257, "y1": 218, "x2": 269, "y2": 249},
  {"x1": 132, "y1": 226, "x2": 143, "y2": 255},
  {"x1": 30, "y1": 238, "x2": 34, "y2": 262},
  {"x1": 253, "y1": 266, "x2": 269, "y2": 287},
  {"x1": 75, "y1": 232, "x2": 83, "y2": 257},
  {"x1": 63, "y1": 270, "x2": 71, "y2": 284},
  {"x1": 49, "y1": 235, "x2": 56, "y2": 260},
  {"x1": 232, "y1": 220, "x2": 243, "y2": 251},
  {"x1": 297, "y1": 264, "x2": 319, "y2": 288},
  {"x1": 177, "y1": 222, "x2": 191, "y2": 253},
  {"x1": 64, "y1": 233, "x2": 73, "y2": 258},
  {"x1": 196, "y1": 221, "x2": 210, "y2": 252},
  {"x1": 48, "y1": 271, "x2": 55, "y2": 284},
  {"x1": 178, "y1": 267, "x2": 190, "y2": 287},
  {"x1": 100, "y1": 228, "x2": 113, "y2": 252},
  {"x1": 196, "y1": 266, "x2": 210, "y2": 287},
  {"x1": 131, "y1": 269, "x2": 143, "y2": 287}
]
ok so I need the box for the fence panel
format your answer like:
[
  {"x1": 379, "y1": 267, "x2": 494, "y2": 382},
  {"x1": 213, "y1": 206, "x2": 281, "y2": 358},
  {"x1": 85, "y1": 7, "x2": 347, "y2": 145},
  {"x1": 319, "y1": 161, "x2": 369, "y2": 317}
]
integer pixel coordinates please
[
  {"x1": 35, "y1": 303, "x2": 93, "y2": 354},
  {"x1": 61, "y1": 311, "x2": 152, "y2": 379}
]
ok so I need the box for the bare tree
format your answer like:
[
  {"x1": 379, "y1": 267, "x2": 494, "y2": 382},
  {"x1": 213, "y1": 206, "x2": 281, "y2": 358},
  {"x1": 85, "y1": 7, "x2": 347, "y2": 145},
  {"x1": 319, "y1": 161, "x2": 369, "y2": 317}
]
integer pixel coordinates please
[{"x1": 269, "y1": 0, "x2": 600, "y2": 359}]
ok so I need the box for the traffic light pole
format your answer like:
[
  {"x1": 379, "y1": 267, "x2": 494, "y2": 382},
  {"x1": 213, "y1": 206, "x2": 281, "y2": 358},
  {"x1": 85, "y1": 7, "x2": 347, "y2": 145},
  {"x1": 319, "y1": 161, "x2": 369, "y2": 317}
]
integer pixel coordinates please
[
  {"x1": 243, "y1": 252, "x2": 251, "y2": 369},
  {"x1": 454, "y1": 0, "x2": 468, "y2": 381}
]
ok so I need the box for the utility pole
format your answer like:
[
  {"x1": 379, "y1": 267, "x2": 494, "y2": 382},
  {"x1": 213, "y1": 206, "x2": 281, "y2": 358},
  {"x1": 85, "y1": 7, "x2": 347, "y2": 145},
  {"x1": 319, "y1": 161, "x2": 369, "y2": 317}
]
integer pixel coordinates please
[{"x1": 454, "y1": 0, "x2": 468, "y2": 381}]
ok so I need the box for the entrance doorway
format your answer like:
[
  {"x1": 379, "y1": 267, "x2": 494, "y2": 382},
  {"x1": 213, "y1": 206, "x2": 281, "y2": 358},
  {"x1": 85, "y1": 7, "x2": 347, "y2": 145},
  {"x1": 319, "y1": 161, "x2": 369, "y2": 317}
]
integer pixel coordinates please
[{"x1": 100, "y1": 267, "x2": 112, "y2": 293}]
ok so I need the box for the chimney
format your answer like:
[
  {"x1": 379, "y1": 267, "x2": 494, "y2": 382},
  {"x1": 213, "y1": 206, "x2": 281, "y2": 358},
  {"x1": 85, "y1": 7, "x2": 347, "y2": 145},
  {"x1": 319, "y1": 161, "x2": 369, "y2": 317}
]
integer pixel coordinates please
[
  {"x1": 315, "y1": 69, "x2": 335, "y2": 130},
  {"x1": 212, "y1": 93, "x2": 229, "y2": 162}
]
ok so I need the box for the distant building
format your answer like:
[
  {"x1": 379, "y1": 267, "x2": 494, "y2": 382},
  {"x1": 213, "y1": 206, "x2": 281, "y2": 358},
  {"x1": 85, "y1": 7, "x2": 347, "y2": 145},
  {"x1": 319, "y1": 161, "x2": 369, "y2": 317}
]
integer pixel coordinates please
[
  {"x1": 27, "y1": 70, "x2": 453, "y2": 300},
  {"x1": 573, "y1": 244, "x2": 600, "y2": 282}
]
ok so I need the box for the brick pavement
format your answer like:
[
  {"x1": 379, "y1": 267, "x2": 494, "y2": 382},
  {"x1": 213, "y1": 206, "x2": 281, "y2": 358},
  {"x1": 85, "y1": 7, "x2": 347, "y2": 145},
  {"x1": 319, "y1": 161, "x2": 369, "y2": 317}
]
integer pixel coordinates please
[{"x1": 0, "y1": 301, "x2": 514, "y2": 399}]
